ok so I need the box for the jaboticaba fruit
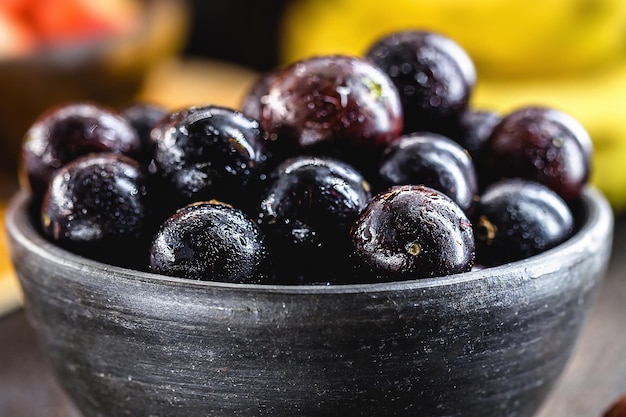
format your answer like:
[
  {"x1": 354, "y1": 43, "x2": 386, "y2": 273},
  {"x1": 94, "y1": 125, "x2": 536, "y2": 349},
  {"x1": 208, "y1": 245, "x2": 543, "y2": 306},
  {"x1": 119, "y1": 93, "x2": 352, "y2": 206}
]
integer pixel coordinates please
[{"x1": 351, "y1": 184, "x2": 475, "y2": 281}]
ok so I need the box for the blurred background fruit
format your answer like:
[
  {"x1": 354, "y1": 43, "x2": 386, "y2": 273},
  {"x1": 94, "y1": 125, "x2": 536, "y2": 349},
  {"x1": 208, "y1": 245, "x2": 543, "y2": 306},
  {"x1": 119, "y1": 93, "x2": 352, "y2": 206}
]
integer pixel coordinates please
[
  {"x1": 1, "y1": 0, "x2": 139, "y2": 53},
  {"x1": 0, "y1": 0, "x2": 189, "y2": 171},
  {"x1": 280, "y1": 0, "x2": 626, "y2": 78}
]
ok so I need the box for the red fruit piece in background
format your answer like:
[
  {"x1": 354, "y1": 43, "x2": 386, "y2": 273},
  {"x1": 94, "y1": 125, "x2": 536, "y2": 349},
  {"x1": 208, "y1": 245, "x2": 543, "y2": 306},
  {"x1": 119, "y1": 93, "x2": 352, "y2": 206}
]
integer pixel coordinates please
[{"x1": 28, "y1": 0, "x2": 138, "y2": 46}]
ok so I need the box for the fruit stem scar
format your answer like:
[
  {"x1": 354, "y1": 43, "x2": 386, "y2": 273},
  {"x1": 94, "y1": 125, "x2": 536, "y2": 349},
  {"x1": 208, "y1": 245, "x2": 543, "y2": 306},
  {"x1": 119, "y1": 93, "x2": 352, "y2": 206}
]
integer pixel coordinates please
[
  {"x1": 407, "y1": 241, "x2": 421, "y2": 256},
  {"x1": 365, "y1": 78, "x2": 384, "y2": 100},
  {"x1": 476, "y1": 215, "x2": 497, "y2": 245}
]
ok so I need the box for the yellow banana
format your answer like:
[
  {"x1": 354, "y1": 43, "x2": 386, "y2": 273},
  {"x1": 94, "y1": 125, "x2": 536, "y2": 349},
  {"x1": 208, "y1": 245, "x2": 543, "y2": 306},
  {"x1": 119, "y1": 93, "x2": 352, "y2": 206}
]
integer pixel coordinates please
[
  {"x1": 280, "y1": 0, "x2": 626, "y2": 77},
  {"x1": 473, "y1": 58, "x2": 626, "y2": 212}
]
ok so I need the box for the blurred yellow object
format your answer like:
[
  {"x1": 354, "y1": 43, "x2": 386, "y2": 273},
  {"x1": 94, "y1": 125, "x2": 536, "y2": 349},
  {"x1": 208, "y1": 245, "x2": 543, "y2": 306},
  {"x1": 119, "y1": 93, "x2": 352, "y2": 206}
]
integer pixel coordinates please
[
  {"x1": 472, "y1": 58, "x2": 626, "y2": 213},
  {"x1": 280, "y1": 0, "x2": 626, "y2": 212},
  {"x1": 137, "y1": 58, "x2": 259, "y2": 111},
  {"x1": 280, "y1": 0, "x2": 626, "y2": 78},
  {"x1": 0, "y1": 202, "x2": 22, "y2": 316}
]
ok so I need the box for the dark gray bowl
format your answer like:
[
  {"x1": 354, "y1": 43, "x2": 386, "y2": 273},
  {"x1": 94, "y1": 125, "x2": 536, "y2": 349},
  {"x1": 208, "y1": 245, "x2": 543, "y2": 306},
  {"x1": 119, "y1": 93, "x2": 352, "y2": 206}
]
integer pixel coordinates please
[{"x1": 4, "y1": 187, "x2": 614, "y2": 417}]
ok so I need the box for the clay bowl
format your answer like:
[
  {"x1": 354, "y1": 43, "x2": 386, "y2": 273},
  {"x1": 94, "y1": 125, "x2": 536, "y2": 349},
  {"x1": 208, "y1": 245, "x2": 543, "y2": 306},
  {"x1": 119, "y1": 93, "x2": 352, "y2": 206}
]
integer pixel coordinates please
[
  {"x1": 4, "y1": 186, "x2": 613, "y2": 417},
  {"x1": 0, "y1": 0, "x2": 188, "y2": 171}
]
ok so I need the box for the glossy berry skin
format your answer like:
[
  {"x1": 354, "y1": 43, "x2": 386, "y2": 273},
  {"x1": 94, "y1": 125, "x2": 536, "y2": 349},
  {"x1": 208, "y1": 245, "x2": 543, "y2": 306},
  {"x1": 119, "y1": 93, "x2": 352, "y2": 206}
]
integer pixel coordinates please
[
  {"x1": 482, "y1": 106, "x2": 593, "y2": 202},
  {"x1": 351, "y1": 185, "x2": 475, "y2": 281},
  {"x1": 149, "y1": 201, "x2": 272, "y2": 284},
  {"x1": 471, "y1": 179, "x2": 574, "y2": 267},
  {"x1": 365, "y1": 30, "x2": 476, "y2": 136},
  {"x1": 455, "y1": 109, "x2": 502, "y2": 164},
  {"x1": 120, "y1": 102, "x2": 168, "y2": 166},
  {"x1": 257, "y1": 156, "x2": 372, "y2": 284},
  {"x1": 252, "y1": 55, "x2": 403, "y2": 174},
  {"x1": 241, "y1": 69, "x2": 277, "y2": 125},
  {"x1": 41, "y1": 153, "x2": 149, "y2": 268},
  {"x1": 377, "y1": 132, "x2": 478, "y2": 211},
  {"x1": 21, "y1": 102, "x2": 142, "y2": 200},
  {"x1": 150, "y1": 105, "x2": 268, "y2": 215}
]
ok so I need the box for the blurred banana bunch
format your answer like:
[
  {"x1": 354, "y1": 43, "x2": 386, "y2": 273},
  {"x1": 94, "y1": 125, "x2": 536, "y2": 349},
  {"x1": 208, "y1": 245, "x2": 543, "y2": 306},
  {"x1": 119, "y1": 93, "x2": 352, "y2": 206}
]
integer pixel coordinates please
[{"x1": 280, "y1": 0, "x2": 626, "y2": 212}]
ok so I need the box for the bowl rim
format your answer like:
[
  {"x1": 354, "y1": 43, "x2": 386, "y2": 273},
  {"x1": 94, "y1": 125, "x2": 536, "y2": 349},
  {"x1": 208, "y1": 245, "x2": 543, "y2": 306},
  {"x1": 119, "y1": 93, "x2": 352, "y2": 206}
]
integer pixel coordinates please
[{"x1": 4, "y1": 186, "x2": 614, "y2": 295}]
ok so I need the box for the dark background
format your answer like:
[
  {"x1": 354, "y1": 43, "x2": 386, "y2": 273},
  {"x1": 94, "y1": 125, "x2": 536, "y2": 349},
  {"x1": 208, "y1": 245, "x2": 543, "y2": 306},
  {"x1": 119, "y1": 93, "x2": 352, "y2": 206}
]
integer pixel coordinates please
[{"x1": 180, "y1": 0, "x2": 294, "y2": 72}]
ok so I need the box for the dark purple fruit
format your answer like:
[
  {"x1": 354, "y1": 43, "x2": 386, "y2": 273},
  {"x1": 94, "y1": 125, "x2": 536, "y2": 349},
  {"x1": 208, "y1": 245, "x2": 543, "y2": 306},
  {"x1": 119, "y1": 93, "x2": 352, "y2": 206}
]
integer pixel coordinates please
[
  {"x1": 150, "y1": 105, "x2": 268, "y2": 216},
  {"x1": 21, "y1": 102, "x2": 142, "y2": 200},
  {"x1": 471, "y1": 178, "x2": 575, "y2": 267},
  {"x1": 482, "y1": 106, "x2": 593, "y2": 202},
  {"x1": 149, "y1": 201, "x2": 272, "y2": 284},
  {"x1": 365, "y1": 30, "x2": 476, "y2": 136},
  {"x1": 241, "y1": 69, "x2": 277, "y2": 124},
  {"x1": 120, "y1": 102, "x2": 168, "y2": 166},
  {"x1": 41, "y1": 153, "x2": 149, "y2": 268},
  {"x1": 251, "y1": 55, "x2": 403, "y2": 174},
  {"x1": 456, "y1": 109, "x2": 501, "y2": 164},
  {"x1": 377, "y1": 132, "x2": 478, "y2": 211},
  {"x1": 257, "y1": 155, "x2": 372, "y2": 284},
  {"x1": 351, "y1": 185, "x2": 475, "y2": 280}
]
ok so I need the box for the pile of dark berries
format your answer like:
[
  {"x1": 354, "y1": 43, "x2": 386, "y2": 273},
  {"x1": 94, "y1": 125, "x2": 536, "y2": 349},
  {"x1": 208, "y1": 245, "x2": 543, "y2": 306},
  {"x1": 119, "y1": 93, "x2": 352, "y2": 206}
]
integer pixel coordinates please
[{"x1": 19, "y1": 29, "x2": 592, "y2": 285}]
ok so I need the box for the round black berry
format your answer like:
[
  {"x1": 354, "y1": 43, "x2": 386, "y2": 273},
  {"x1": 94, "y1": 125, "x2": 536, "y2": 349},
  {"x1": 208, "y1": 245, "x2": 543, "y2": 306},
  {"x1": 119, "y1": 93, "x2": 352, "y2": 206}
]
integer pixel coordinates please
[
  {"x1": 257, "y1": 155, "x2": 372, "y2": 284},
  {"x1": 21, "y1": 102, "x2": 142, "y2": 200},
  {"x1": 251, "y1": 54, "x2": 403, "y2": 175},
  {"x1": 149, "y1": 201, "x2": 273, "y2": 284},
  {"x1": 150, "y1": 105, "x2": 268, "y2": 216},
  {"x1": 482, "y1": 106, "x2": 593, "y2": 202},
  {"x1": 351, "y1": 185, "x2": 475, "y2": 281},
  {"x1": 471, "y1": 178, "x2": 575, "y2": 267},
  {"x1": 41, "y1": 153, "x2": 149, "y2": 268},
  {"x1": 377, "y1": 132, "x2": 478, "y2": 211},
  {"x1": 365, "y1": 30, "x2": 476, "y2": 136}
]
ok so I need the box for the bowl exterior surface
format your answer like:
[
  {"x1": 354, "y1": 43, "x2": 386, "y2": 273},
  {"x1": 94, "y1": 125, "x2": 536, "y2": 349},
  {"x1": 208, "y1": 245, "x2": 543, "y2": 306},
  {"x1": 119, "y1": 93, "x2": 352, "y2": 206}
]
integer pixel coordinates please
[{"x1": 4, "y1": 188, "x2": 614, "y2": 417}]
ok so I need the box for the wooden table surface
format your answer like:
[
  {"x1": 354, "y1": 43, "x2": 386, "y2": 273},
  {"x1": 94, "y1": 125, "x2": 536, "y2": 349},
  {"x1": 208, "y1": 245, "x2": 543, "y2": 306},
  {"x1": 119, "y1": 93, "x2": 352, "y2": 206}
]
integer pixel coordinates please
[{"x1": 1, "y1": 59, "x2": 625, "y2": 417}]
